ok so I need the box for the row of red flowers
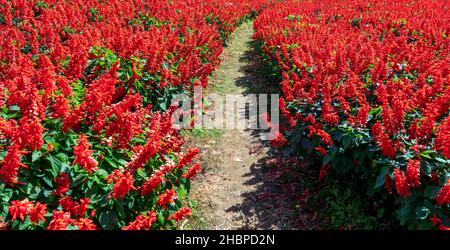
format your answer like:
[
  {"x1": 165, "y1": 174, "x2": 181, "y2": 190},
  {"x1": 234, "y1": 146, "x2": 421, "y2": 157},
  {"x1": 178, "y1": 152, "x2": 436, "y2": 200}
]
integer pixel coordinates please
[
  {"x1": 254, "y1": 0, "x2": 449, "y2": 228},
  {"x1": 0, "y1": 0, "x2": 269, "y2": 229}
]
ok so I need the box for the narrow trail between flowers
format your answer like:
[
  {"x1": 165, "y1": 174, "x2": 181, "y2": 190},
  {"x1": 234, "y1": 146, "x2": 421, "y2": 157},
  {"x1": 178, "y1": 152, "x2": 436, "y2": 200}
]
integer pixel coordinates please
[{"x1": 185, "y1": 21, "x2": 292, "y2": 230}]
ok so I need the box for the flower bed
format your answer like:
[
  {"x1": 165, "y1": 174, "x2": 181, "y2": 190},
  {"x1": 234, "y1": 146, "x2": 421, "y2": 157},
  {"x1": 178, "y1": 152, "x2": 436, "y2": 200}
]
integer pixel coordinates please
[
  {"x1": 0, "y1": 0, "x2": 268, "y2": 230},
  {"x1": 254, "y1": 0, "x2": 449, "y2": 229}
]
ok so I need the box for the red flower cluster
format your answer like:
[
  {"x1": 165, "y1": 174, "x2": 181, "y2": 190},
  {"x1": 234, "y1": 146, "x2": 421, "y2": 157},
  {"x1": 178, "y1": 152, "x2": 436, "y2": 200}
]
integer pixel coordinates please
[
  {"x1": 254, "y1": 0, "x2": 449, "y2": 161},
  {"x1": 8, "y1": 199, "x2": 33, "y2": 221},
  {"x1": 371, "y1": 121, "x2": 398, "y2": 159},
  {"x1": 178, "y1": 148, "x2": 200, "y2": 169},
  {"x1": 122, "y1": 211, "x2": 157, "y2": 230},
  {"x1": 59, "y1": 196, "x2": 90, "y2": 217},
  {"x1": 169, "y1": 207, "x2": 192, "y2": 222},
  {"x1": 436, "y1": 180, "x2": 450, "y2": 205},
  {"x1": 319, "y1": 165, "x2": 331, "y2": 181},
  {"x1": 106, "y1": 170, "x2": 135, "y2": 199},
  {"x1": 0, "y1": 144, "x2": 28, "y2": 185},
  {"x1": 47, "y1": 211, "x2": 72, "y2": 230},
  {"x1": 73, "y1": 134, "x2": 98, "y2": 172},
  {"x1": 157, "y1": 189, "x2": 176, "y2": 208},
  {"x1": 393, "y1": 168, "x2": 411, "y2": 197},
  {"x1": 436, "y1": 117, "x2": 450, "y2": 158},
  {"x1": 406, "y1": 159, "x2": 421, "y2": 188},
  {"x1": 182, "y1": 163, "x2": 201, "y2": 179},
  {"x1": 9, "y1": 199, "x2": 47, "y2": 223},
  {"x1": 73, "y1": 218, "x2": 97, "y2": 230},
  {"x1": 55, "y1": 173, "x2": 70, "y2": 196}
]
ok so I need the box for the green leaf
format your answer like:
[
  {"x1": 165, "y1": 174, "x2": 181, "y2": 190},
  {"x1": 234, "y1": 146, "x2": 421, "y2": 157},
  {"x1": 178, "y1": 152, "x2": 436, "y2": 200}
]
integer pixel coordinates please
[
  {"x1": 396, "y1": 205, "x2": 410, "y2": 225},
  {"x1": 127, "y1": 197, "x2": 135, "y2": 210},
  {"x1": 424, "y1": 185, "x2": 440, "y2": 198},
  {"x1": 157, "y1": 212, "x2": 165, "y2": 225},
  {"x1": 115, "y1": 200, "x2": 126, "y2": 219},
  {"x1": 66, "y1": 224, "x2": 79, "y2": 230},
  {"x1": 60, "y1": 163, "x2": 71, "y2": 173},
  {"x1": 420, "y1": 150, "x2": 436, "y2": 159},
  {"x1": 0, "y1": 188, "x2": 13, "y2": 202},
  {"x1": 104, "y1": 157, "x2": 118, "y2": 168},
  {"x1": 421, "y1": 161, "x2": 432, "y2": 177},
  {"x1": 99, "y1": 211, "x2": 119, "y2": 230},
  {"x1": 415, "y1": 206, "x2": 430, "y2": 220},
  {"x1": 342, "y1": 135, "x2": 352, "y2": 149},
  {"x1": 0, "y1": 204, "x2": 8, "y2": 218},
  {"x1": 162, "y1": 61, "x2": 169, "y2": 70},
  {"x1": 177, "y1": 186, "x2": 187, "y2": 200},
  {"x1": 41, "y1": 176, "x2": 54, "y2": 188},
  {"x1": 323, "y1": 153, "x2": 334, "y2": 165},
  {"x1": 47, "y1": 154, "x2": 62, "y2": 178},
  {"x1": 374, "y1": 166, "x2": 389, "y2": 189},
  {"x1": 369, "y1": 107, "x2": 382, "y2": 115},
  {"x1": 56, "y1": 152, "x2": 69, "y2": 162},
  {"x1": 136, "y1": 168, "x2": 147, "y2": 179},
  {"x1": 31, "y1": 151, "x2": 43, "y2": 162},
  {"x1": 435, "y1": 157, "x2": 449, "y2": 164},
  {"x1": 18, "y1": 218, "x2": 31, "y2": 230},
  {"x1": 96, "y1": 169, "x2": 109, "y2": 178}
]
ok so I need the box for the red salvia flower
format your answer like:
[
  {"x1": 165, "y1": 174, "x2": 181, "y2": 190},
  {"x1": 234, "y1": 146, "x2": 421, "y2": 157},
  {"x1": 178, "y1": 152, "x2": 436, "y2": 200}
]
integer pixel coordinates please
[
  {"x1": 73, "y1": 134, "x2": 98, "y2": 172},
  {"x1": 356, "y1": 104, "x2": 370, "y2": 126},
  {"x1": 270, "y1": 132, "x2": 287, "y2": 148},
  {"x1": 315, "y1": 146, "x2": 327, "y2": 155},
  {"x1": 62, "y1": 105, "x2": 83, "y2": 132},
  {"x1": 430, "y1": 214, "x2": 442, "y2": 226},
  {"x1": 29, "y1": 202, "x2": 47, "y2": 223},
  {"x1": 59, "y1": 196, "x2": 90, "y2": 217},
  {"x1": 182, "y1": 163, "x2": 201, "y2": 179},
  {"x1": 406, "y1": 159, "x2": 421, "y2": 188},
  {"x1": 74, "y1": 198, "x2": 90, "y2": 217},
  {"x1": 178, "y1": 148, "x2": 200, "y2": 169},
  {"x1": 122, "y1": 211, "x2": 157, "y2": 230},
  {"x1": 74, "y1": 218, "x2": 97, "y2": 230},
  {"x1": 157, "y1": 189, "x2": 175, "y2": 208},
  {"x1": 16, "y1": 116, "x2": 44, "y2": 150},
  {"x1": 169, "y1": 207, "x2": 192, "y2": 222},
  {"x1": 9, "y1": 199, "x2": 32, "y2": 221},
  {"x1": 435, "y1": 117, "x2": 450, "y2": 158},
  {"x1": 385, "y1": 174, "x2": 393, "y2": 194},
  {"x1": 393, "y1": 168, "x2": 411, "y2": 197},
  {"x1": 319, "y1": 164, "x2": 331, "y2": 180},
  {"x1": 0, "y1": 144, "x2": 28, "y2": 185},
  {"x1": 126, "y1": 134, "x2": 162, "y2": 172},
  {"x1": 48, "y1": 210, "x2": 72, "y2": 230},
  {"x1": 371, "y1": 121, "x2": 397, "y2": 158},
  {"x1": 140, "y1": 172, "x2": 164, "y2": 195},
  {"x1": 51, "y1": 95, "x2": 70, "y2": 119},
  {"x1": 59, "y1": 196, "x2": 78, "y2": 214},
  {"x1": 55, "y1": 173, "x2": 70, "y2": 196},
  {"x1": 65, "y1": 50, "x2": 87, "y2": 80},
  {"x1": 436, "y1": 179, "x2": 450, "y2": 205},
  {"x1": 106, "y1": 170, "x2": 135, "y2": 199}
]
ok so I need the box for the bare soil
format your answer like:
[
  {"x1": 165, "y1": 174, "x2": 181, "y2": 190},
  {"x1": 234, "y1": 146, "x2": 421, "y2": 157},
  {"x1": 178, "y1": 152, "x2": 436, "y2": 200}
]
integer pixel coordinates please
[{"x1": 185, "y1": 21, "x2": 292, "y2": 230}]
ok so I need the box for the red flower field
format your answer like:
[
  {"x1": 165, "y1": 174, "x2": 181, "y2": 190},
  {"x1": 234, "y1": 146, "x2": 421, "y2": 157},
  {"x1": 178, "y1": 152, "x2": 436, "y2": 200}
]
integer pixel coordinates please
[
  {"x1": 254, "y1": 0, "x2": 449, "y2": 229},
  {"x1": 0, "y1": 0, "x2": 449, "y2": 230},
  {"x1": 0, "y1": 0, "x2": 268, "y2": 230}
]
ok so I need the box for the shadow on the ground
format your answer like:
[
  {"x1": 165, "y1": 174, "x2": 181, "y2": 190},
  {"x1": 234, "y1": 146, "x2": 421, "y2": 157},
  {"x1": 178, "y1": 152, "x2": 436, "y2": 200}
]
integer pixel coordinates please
[
  {"x1": 224, "y1": 157, "x2": 295, "y2": 229},
  {"x1": 235, "y1": 40, "x2": 280, "y2": 95},
  {"x1": 222, "y1": 40, "x2": 296, "y2": 229}
]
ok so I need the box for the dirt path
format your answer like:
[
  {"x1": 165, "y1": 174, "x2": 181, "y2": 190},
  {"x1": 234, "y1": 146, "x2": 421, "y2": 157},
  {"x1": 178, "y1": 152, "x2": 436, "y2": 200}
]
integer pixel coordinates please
[{"x1": 186, "y1": 21, "x2": 291, "y2": 230}]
